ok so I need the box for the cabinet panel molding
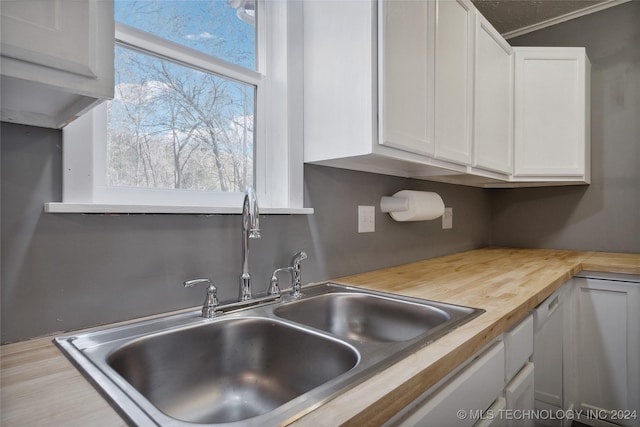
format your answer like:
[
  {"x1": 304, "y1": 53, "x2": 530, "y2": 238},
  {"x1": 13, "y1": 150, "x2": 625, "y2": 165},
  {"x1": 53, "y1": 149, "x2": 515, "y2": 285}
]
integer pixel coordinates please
[
  {"x1": 0, "y1": 0, "x2": 114, "y2": 128},
  {"x1": 434, "y1": 0, "x2": 474, "y2": 166},
  {"x1": 379, "y1": 0, "x2": 435, "y2": 156},
  {"x1": 573, "y1": 275, "x2": 640, "y2": 426},
  {"x1": 514, "y1": 48, "x2": 590, "y2": 180},
  {"x1": 473, "y1": 14, "x2": 513, "y2": 175}
]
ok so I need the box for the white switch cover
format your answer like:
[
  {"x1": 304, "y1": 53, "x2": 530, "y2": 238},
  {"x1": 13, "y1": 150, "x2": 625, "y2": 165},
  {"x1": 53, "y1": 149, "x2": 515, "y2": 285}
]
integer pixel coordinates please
[
  {"x1": 358, "y1": 206, "x2": 375, "y2": 233},
  {"x1": 442, "y1": 207, "x2": 453, "y2": 229}
]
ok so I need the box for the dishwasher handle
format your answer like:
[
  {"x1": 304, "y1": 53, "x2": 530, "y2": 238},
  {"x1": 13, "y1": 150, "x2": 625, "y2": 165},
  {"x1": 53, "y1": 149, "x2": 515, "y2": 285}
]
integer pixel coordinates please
[{"x1": 534, "y1": 288, "x2": 564, "y2": 330}]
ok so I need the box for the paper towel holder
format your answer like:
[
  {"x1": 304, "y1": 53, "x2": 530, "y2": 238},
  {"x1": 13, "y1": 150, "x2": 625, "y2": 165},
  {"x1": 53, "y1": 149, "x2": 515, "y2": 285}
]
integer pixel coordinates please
[
  {"x1": 380, "y1": 190, "x2": 445, "y2": 222},
  {"x1": 380, "y1": 195, "x2": 409, "y2": 213}
]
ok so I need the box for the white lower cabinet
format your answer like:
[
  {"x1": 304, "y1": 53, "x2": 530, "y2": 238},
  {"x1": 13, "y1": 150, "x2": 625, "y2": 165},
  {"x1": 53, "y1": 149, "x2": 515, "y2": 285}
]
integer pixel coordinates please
[
  {"x1": 504, "y1": 314, "x2": 533, "y2": 383},
  {"x1": 504, "y1": 315, "x2": 535, "y2": 427},
  {"x1": 532, "y1": 273, "x2": 640, "y2": 427},
  {"x1": 474, "y1": 398, "x2": 507, "y2": 427},
  {"x1": 505, "y1": 363, "x2": 535, "y2": 427},
  {"x1": 572, "y1": 273, "x2": 640, "y2": 427},
  {"x1": 393, "y1": 341, "x2": 506, "y2": 426},
  {"x1": 387, "y1": 273, "x2": 639, "y2": 427},
  {"x1": 388, "y1": 315, "x2": 534, "y2": 426}
]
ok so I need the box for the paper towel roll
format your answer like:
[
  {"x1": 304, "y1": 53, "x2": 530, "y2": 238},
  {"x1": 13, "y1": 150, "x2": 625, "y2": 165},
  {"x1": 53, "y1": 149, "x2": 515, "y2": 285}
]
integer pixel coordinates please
[{"x1": 380, "y1": 190, "x2": 445, "y2": 222}]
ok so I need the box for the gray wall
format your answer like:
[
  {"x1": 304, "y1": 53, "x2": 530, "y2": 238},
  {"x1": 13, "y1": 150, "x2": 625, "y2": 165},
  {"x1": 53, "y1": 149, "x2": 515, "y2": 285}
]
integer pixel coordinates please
[
  {"x1": 1, "y1": 123, "x2": 490, "y2": 343},
  {"x1": 4, "y1": 2, "x2": 639, "y2": 344},
  {"x1": 490, "y1": 1, "x2": 640, "y2": 252}
]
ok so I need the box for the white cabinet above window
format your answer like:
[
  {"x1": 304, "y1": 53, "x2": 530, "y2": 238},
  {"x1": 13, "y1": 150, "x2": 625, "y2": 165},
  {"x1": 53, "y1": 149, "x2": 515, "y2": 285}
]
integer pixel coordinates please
[{"x1": 0, "y1": 0, "x2": 114, "y2": 129}]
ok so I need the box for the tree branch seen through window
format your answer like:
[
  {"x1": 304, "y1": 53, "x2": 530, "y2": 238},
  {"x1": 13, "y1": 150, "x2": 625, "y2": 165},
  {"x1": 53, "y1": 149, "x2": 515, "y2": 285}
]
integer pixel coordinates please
[{"x1": 108, "y1": 0, "x2": 256, "y2": 193}]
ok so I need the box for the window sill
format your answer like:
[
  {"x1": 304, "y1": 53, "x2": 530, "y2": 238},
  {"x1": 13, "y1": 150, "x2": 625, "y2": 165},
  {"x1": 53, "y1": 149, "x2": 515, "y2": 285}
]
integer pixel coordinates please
[{"x1": 44, "y1": 202, "x2": 314, "y2": 215}]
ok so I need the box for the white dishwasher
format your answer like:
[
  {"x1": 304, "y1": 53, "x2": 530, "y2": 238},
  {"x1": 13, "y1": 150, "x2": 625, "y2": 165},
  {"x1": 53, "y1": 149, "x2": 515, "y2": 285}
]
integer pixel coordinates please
[{"x1": 533, "y1": 284, "x2": 570, "y2": 427}]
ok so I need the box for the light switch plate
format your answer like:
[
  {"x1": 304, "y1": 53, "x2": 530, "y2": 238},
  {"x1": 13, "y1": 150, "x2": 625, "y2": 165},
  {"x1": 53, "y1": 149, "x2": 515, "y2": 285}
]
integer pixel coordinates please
[
  {"x1": 358, "y1": 205, "x2": 375, "y2": 233},
  {"x1": 442, "y1": 207, "x2": 453, "y2": 229}
]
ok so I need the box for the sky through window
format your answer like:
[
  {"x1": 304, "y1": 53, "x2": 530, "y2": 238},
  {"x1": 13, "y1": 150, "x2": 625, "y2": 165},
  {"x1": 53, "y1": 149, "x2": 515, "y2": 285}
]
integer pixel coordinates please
[{"x1": 108, "y1": 0, "x2": 257, "y2": 193}]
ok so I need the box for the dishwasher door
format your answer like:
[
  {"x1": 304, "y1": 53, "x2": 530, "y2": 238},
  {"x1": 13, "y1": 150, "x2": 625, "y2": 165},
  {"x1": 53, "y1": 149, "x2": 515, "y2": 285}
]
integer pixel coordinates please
[{"x1": 532, "y1": 284, "x2": 569, "y2": 427}]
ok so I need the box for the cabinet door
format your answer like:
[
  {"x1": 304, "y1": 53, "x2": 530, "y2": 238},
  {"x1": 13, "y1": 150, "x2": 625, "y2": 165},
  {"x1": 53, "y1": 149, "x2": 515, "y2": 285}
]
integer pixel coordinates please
[
  {"x1": 1, "y1": 0, "x2": 96, "y2": 77},
  {"x1": 504, "y1": 314, "x2": 533, "y2": 383},
  {"x1": 397, "y1": 341, "x2": 505, "y2": 426},
  {"x1": 505, "y1": 363, "x2": 535, "y2": 427},
  {"x1": 473, "y1": 15, "x2": 513, "y2": 175},
  {"x1": 474, "y1": 397, "x2": 507, "y2": 427},
  {"x1": 434, "y1": 0, "x2": 474, "y2": 166},
  {"x1": 379, "y1": 0, "x2": 435, "y2": 156},
  {"x1": 303, "y1": 0, "x2": 376, "y2": 162},
  {"x1": 513, "y1": 48, "x2": 590, "y2": 180},
  {"x1": 574, "y1": 277, "x2": 640, "y2": 426},
  {"x1": 0, "y1": 0, "x2": 114, "y2": 128}
]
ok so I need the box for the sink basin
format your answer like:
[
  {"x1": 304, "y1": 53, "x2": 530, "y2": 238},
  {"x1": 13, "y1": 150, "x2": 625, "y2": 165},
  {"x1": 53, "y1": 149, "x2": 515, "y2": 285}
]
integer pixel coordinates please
[
  {"x1": 107, "y1": 318, "x2": 358, "y2": 424},
  {"x1": 274, "y1": 292, "x2": 451, "y2": 343},
  {"x1": 55, "y1": 283, "x2": 484, "y2": 426}
]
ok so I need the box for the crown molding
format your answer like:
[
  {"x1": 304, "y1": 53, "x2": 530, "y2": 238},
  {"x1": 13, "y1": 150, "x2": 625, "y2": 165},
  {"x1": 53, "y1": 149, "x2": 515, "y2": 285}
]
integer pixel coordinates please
[{"x1": 503, "y1": 0, "x2": 632, "y2": 40}]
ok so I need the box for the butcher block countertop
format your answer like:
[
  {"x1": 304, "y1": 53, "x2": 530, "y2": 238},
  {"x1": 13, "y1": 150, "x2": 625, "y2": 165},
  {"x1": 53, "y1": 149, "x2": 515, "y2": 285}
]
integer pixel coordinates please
[{"x1": 2, "y1": 248, "x2": 639, "y2": 427}]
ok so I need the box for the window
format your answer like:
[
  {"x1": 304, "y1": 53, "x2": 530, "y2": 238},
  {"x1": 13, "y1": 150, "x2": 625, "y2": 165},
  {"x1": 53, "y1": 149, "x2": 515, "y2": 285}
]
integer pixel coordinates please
[
  {"x1": 50, "y1": 0, "x2": 309, "y2": 214},
  {"x1": 109, "y1": 45, "x2": 255, "y2": 193}
]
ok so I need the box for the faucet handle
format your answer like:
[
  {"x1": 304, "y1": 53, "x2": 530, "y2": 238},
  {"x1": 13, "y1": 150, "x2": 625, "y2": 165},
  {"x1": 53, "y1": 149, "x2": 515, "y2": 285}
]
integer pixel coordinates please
[
  {"x1": 269, "y1": 267, "x2": 293, "y2": 296},
  {"x1": 290, "y1": 251, "x2": 308, "y2": 268},
  {"x1": 184, "y1": 278, "x2": 219, "y2": 318}
]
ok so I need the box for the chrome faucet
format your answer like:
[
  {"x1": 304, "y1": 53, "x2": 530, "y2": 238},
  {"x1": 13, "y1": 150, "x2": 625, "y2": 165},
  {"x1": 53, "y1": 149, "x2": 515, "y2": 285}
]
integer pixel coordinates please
[
  {"x1": 184, "y1": 191, "x2": 309, "y2": 318},
  {"x1": 239, "y1": 187, "x2": 261, "y2": 301},
  {"x1": 290, "y1": 251, "x2": 308, "y2": 298}
]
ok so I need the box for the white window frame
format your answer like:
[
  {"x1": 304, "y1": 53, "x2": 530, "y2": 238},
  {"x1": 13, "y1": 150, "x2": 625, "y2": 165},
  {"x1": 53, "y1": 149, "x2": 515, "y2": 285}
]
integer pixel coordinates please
[{"x1": 46, "y1": 0, "x2": 311, "y2": 215}]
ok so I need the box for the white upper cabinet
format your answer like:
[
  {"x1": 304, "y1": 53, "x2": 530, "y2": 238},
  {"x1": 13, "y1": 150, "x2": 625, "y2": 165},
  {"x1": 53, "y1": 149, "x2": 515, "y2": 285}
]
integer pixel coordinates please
[
  {"x1": 305, "y1": 0, "x2": 464, "y2": 179},
  {"x1": 473, "y1": 14, "x2": 513, "y2": 176},
  {"x1": 379, "y1": 0, "x2": 435, "y2": 156},
  {"x1": 303, "y1": 1, "x2": 591, "y2": 188},
  {"x1": 434, "y1": 0, "x2": 475, "y2": 167},
  {"x1": 0, "y1": 0, "x2": 114, "y2": 129},
  {"x1": 513, "y1": 47, "x2": 591, "y2": 182},
  {"x1": 303, "y1": 0, "x2": 377, "y2": 164}
]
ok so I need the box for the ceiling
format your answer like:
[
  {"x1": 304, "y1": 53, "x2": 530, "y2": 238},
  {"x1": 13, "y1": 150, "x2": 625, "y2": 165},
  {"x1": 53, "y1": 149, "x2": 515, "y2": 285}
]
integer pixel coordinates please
[{"x1": 471, "y1": 0, "x2": 610, "y2": 37}]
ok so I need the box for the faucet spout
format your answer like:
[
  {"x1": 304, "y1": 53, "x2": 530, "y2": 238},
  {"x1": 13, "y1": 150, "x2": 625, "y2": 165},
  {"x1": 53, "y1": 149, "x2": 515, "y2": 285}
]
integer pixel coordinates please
[{"x1": 240, "y1": 187, "x2": 260, "y2": 301}]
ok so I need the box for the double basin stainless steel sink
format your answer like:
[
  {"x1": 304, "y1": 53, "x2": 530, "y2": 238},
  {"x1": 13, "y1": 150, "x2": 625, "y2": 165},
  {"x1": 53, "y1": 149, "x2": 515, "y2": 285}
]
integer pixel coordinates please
[{"x1": 55, "y1": 283, "x2": 484, "y2": 426}]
